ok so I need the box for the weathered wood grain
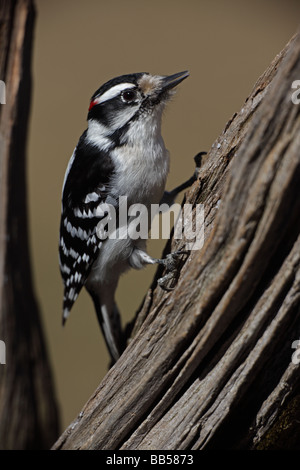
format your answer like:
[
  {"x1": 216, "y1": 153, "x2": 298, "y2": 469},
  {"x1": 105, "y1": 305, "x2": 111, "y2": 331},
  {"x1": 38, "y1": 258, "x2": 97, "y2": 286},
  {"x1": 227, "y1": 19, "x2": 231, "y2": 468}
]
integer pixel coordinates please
[{"x1": 0, "y1": 0, "x2": 59, "y2": 450}]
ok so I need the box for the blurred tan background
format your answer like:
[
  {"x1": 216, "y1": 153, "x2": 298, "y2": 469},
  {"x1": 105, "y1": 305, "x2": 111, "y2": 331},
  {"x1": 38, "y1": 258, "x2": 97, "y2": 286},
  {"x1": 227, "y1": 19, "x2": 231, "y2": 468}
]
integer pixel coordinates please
[{"x1": 28, "y1": 0, "x2": 300, "y2": 431}]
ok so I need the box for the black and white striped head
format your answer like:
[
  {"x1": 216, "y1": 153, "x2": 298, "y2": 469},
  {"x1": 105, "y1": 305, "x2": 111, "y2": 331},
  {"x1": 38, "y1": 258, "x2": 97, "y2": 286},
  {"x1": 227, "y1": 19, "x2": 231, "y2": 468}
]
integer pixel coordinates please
[{"x1": 86, "y1": 71, "x2": 189, "y2": 148}]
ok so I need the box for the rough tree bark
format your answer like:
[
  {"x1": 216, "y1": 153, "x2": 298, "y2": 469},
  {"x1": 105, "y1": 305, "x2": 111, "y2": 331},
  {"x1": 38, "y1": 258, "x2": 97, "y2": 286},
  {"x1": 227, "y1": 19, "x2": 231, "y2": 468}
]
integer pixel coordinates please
[
  {"x1": 52, "y1": 31, "x2": 300, "y2": 450},
  {"x1": 0, "y1": 0, "x2": 59, "y2": 449}
]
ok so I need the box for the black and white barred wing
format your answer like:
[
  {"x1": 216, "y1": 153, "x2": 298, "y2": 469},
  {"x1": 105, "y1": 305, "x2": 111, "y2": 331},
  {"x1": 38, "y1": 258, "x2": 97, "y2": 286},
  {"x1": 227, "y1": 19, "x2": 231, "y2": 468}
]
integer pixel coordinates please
[
  {"x1": 59, "y1": 195, "x2": 105, "y2": 324},
  {"x1": 59, "y1": 134, "x2": 116, "y2": 324}
]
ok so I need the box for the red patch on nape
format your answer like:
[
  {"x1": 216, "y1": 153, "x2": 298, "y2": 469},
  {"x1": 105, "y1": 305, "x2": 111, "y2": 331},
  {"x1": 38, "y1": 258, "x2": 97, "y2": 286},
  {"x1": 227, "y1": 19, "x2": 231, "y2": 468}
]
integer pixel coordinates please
[{"x1": 88, "y1": 99, "x2": 98, "y2": 112}]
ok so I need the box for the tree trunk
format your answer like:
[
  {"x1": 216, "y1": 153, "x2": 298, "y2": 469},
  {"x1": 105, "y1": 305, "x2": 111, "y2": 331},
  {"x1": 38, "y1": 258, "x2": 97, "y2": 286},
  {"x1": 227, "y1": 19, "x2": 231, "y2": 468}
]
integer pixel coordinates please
[
  {"x1": 0, "y1": 0, "x2": 59, "y2": 449},
  {"x1": 52, "y1": 31, "x2": 300, "y2": 450}
]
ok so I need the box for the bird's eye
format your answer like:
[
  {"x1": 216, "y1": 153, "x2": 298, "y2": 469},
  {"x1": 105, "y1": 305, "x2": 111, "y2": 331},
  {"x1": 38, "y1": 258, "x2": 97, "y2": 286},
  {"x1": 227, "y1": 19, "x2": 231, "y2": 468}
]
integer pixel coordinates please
[{"x1": 121, "y1": 89, "x2": 137, "y2": 103}]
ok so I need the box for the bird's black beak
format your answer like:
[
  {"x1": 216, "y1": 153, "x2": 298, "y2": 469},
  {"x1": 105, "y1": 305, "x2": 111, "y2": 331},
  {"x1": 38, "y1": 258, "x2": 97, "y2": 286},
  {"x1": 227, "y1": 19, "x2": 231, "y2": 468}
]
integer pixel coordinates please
[{"x1": 160, "y1": 71, "x2": 189, "y2": 93}]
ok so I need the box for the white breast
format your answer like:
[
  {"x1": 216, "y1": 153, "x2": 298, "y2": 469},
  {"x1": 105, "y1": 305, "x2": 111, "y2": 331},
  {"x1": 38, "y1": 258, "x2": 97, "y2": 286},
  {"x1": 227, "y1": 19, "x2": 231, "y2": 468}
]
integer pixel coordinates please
[
  {"x1": 87, "y1": 105, "x2": 170, "y2": 286},
  {"x1": 110, "y1": 110, "x2": 170, "y2": 207}
]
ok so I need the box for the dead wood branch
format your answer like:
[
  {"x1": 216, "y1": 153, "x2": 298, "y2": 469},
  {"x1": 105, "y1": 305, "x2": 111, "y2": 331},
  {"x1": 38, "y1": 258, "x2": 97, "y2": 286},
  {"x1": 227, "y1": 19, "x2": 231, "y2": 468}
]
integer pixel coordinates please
[{"x1": 0, "y1": 0, "x2": 59, "y2": 450}]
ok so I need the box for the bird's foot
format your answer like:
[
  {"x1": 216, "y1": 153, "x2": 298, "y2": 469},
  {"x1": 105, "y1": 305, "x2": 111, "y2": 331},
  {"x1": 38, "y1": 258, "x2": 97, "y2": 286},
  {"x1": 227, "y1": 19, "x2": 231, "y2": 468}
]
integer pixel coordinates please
[{"x1": 154, "y1": 250, "x2": 190, "y2": 291}]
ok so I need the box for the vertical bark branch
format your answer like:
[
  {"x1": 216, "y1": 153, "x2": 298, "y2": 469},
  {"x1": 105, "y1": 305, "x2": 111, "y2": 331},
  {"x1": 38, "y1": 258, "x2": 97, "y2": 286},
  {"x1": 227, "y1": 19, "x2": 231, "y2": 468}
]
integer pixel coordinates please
[{"x1": 0, "y1": 0, "x2": 59, "y2": 449}]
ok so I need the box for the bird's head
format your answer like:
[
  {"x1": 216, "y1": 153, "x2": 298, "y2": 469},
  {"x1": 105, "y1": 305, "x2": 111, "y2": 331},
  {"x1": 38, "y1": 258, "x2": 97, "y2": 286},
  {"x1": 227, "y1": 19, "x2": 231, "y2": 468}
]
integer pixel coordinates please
[{"x1": 86, "y1": 71, "x2": 189, "y2": 149}]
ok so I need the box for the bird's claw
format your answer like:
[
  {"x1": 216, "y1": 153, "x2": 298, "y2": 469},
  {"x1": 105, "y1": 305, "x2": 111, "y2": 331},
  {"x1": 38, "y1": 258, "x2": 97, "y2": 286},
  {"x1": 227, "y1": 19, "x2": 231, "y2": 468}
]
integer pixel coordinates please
[{"x1": 156, "y1": 250, "x2": 190, "y2": 291}]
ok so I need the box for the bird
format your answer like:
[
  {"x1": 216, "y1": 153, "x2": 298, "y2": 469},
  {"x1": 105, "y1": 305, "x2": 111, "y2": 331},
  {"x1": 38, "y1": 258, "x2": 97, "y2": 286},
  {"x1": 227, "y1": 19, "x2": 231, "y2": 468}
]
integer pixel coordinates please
[{"x1": 59, "y1": 71, "x2": 193, "y2": 363}]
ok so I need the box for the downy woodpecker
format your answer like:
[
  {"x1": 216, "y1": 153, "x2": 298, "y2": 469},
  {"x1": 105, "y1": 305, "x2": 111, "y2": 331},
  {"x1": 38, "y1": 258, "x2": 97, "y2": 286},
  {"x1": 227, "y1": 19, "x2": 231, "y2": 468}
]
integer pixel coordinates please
[{"x1": 59, "y1": 71, "x2": 192, "y2": 363}]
